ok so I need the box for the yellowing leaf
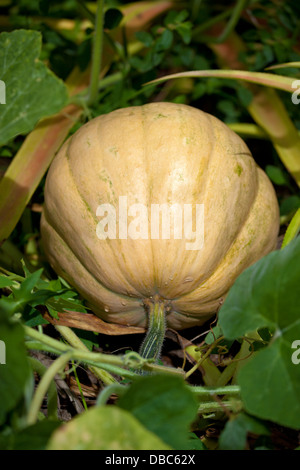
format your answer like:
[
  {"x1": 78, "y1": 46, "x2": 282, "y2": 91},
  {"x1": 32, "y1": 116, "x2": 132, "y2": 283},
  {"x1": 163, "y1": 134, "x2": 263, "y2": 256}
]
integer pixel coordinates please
[{"x1": 47, "y1": 406, "x2": 172, "y2": 450}]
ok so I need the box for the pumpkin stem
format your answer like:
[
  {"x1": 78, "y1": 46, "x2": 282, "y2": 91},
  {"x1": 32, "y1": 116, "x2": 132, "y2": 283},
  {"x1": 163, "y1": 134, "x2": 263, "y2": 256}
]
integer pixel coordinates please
[{"x1": 139, "y1": 295, "x2": 168, "y2": 363}]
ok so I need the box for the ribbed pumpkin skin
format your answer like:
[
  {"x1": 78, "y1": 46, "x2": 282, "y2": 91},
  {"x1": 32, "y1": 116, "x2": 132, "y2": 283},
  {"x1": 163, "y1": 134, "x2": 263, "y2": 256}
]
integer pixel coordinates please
[{"x1": 41, "y1": 102, "x2": 279, "y2": 330}]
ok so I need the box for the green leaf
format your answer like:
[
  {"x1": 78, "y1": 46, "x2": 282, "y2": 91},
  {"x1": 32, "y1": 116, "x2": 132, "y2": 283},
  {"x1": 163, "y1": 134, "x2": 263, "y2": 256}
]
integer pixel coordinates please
[
  {"x1": 238, "y1": 340, "x2": 300, "y2": 429},
  {"x1": 22, "y1": 306, "x2": 49, "y2": 327},
  {"x1": 204, "y1": 325, "x2": 233, "y2": 356},
  {"x1": 188, "y1": 433, "x2": 207, "y2": 450},
  {"x1": 0, "y1": 29, "x2": 68, "y2": 146},
  {"x1": 118, "y1": 375, "x2": 198, "y2": 449},
  {"x1": 130, "y1": 53, "x2": 153, "y2": 73},
  {"x1": 0, "y1": 268, "x2": 65, "y2": 315},
  {"x1": 135, "y1": 31, "x2": 153, "y2": 47},
  {"x1": 218, "y1": 237, "x2": 300, "y2": 429},
  {"x1": 155, "y1": 29, "x2": 173, "y2": 51},
  {"x1": 174, "y1": 10, "x2": 189, "y2": 24},
  {"x1": 217, "y1": 100, "x2": 239, "y2": 119},
  {"x1": 11, "y1": 268, "x2": 43, "y2": 302},
  {"x1": 0, "y1": 275, "x2": 16, "y2": 288},
  {"x1": 219, "y1": 413, "x2": 270, "y2": 450},
  {"x1": 12, "y1": 268, "x2": 63, "y2": 306},
  {"x1": 265, "y1": 165, "x2": 288, "y2": 185},
  {"x1": 0, "y1": 296, "x2": 21, "y2": 315},
  {"x1": 280, "y1": 195, "x2": 300, "y2": 216},
  {"x1": 262, "y1": 45, "x2": 274, "y2": 64},
  {"x1": 257, "y1": 327, "x2": 272, "y2": 342},
  {"x1": 46, "y1": 294, "x2": 88, "y2": 314},
  {"x1": 46, "y1": 406, "x2": 171, "y2": 450},
  {"x1": 0, "y1": 311, "x2": 33, "y2": 425},
  {"x1": 164, "y1": 10, "x2": 178, "y2": 26},
  {"x1": 176, "y1": 22, "x2": 192, "y2": 45},
  {"x1": 104, "y1": 8, "x2": 123, "y2": 30},
  {"x1": 205, "y1": 325, "x2": 223, "y2": 344},
  {"x1": 236, "y1": 86, "x2": 253, "y2": 107},
  {"x1": 72, "y1": 329, "x2": 98, "y2": 351},
  {"x1": 0, "y1": 420, "x2": 60, "y2": 450}
]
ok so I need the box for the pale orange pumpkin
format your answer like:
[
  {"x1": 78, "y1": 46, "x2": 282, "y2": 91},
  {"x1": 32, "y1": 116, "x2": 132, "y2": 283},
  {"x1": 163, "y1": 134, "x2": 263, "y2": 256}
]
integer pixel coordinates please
[{"x1": 41, "y1": 102, "x2": 279, "y2": 356}]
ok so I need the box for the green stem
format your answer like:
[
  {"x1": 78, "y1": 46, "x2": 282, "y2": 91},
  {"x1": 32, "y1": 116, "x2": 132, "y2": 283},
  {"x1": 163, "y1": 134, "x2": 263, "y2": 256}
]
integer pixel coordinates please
[
  {"x1": 185, "y1": 337, "x2": 224, "y2": 380},
  {"x1": 71, "y1": 359, "x2": 88, "y2": 411},
  {"x1": 193, "y1": 0, "x2": 249, "y2": 43},
  {"x1": 216, "y1": 360, "x2": 239, "y2": 386},
  {"x1": 87, "y1": 0, "x2": 104, "y2": 106},
  {"x1": 69, "y1": 71, "x2": 123, "y2": 107},
  {"x1": 214, "y1": 0, "x2": 248, "y2": 43},
  {"x1": 191, "y1": 0, "x2": 203, "y2": 21},
  {"x1": 28, "y1": 357, "x2": 58, "y2": 420},
  {"x1": 96, "y1": 383, "x2": 128, "y2": 407},
  {"x1": 229, "y1": 123, "x2": 300, "y2": 141},
  {"x1": 192, "y1": 9, "x2": 232, "y2": 38},
  {"x1": 190, "y1": 385, "x2": 241, "y2": 398},
  {"x1": 228, "y1": 123, "x2": 268, "y2": 139},
  {"x1": 198, "y1": 399, "x2": 243, "y2": 414},
  {"x1": 55, "y1": 325, "x2": 116, "y2": 386},
  {"x1": 24, "y1": 326, "x2": 135, "y2": 378},
  {"x1": 27, "y1": 352, "x2": 72, "y2": 425},
  {"x1": 139, "y1": 297, "x2": 167, "y2": 361},
  {"x1": 24, "y1": 326, "x2": 181, "y2": 378},
  {"x1": 231, "y1": 339, "x2": 252, "y2": 384}
]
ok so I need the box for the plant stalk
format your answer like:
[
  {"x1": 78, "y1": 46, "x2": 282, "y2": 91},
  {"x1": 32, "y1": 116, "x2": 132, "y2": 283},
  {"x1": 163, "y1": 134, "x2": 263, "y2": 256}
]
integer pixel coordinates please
[
  {"x1": 24, "y1": 325, "x2": 182, "y2": 377},
  {"x1": 96, "y1": 383, "x2": 128, "y2": 407},
  {"x1": 28, "y1": 356, "x2": 58, "y2": 420},
  {"x1": 190, "y1": 385, "x2": 241, "y2": 397},
  {"x1": 139, "y1": 296, "x2": 167, "y2": 361},
  {"x1": 198, "y1": 399, "x2": 243, "y2": 414},
  {"x1": 27, "y1": 351, "x2": 72, "y2": 425},
  {"x1": 185, "y1": 337, "x2": 224, "y2": 380},
  {"x1": 55, "y1": 325, "x2": 116, "y2": 385},
  {"x1": 213, "y1": 0, "x2": 248, "y2": 44}
]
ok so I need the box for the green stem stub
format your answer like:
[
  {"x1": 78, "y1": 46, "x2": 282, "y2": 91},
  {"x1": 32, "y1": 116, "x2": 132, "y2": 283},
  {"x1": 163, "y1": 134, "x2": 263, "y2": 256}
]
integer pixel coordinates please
[{"x1": 139, "y1": 296, "x2": 168, "y2": 362}]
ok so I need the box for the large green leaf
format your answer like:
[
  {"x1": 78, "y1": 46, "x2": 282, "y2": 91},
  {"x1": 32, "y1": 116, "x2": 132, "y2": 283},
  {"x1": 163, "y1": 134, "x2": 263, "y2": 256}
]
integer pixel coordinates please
[
  {"x1": 0, "y1": 311, "x2": 33, "y2": 425},
  {"x1": 0, "y1": 29, "x2": 68, "y2": 146},
  {"x1": 118, "y1": 375, "x2": 199, "y2": 449},
  {"x1": 0, "y1": 420, "x2": 60, "y2": 450},
  {"x1": 46, "y1": 406, "x2": 171, "y2": 450},
  {"x1": 218, "y1": 413, "x2": 270, "y2": 450},
  {"x1": 218, "y1": 238, "x2": 300, "y2": 429}
]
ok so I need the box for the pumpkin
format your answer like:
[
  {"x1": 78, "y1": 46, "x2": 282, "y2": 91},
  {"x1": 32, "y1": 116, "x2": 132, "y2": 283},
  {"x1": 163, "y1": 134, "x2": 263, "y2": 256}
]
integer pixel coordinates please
[{"x1": 41, "y1": 102, "x2": 279, "y2": 359}]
